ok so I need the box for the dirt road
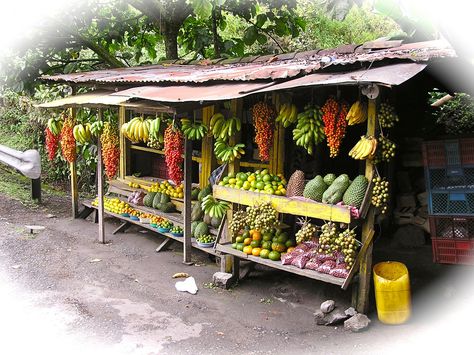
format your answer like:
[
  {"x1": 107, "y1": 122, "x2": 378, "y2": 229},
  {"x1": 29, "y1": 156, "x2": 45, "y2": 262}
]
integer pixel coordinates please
[{"x1": 0, "y1": 192, "x2": 472, "y2": 355}]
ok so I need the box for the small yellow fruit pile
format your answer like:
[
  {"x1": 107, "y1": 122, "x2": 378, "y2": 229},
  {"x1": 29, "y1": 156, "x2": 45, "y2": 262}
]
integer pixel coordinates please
[{"x1": 146, "y1": 180, "x2": 184, "y2": 198}]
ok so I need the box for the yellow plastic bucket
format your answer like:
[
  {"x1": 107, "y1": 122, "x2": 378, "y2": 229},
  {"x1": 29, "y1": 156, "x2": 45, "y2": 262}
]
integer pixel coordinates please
[{"x1": 373, "y1": 261, "x2": 411, "y2": 325}]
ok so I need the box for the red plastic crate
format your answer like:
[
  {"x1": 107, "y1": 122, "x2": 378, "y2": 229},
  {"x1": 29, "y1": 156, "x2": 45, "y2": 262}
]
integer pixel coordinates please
[
  {"x1": 431, "y1": 238, "x2": 474, "y2": 265},
  {"x1": 429, "y1": 215, "x2": 474, "y2": 239},
  {"x1": 423, "y1": 138, "x2": 474, "y2": 168}
]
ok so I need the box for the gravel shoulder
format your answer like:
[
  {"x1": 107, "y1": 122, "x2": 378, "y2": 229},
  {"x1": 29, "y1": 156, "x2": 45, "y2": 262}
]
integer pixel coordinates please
[{"x1": 0, "y1": 192, "x2": 473, "y2": 355}]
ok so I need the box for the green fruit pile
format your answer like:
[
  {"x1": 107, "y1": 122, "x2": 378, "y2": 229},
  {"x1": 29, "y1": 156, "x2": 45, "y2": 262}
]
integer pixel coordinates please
[
  {"x1": 196, "y1": 234, "x2": 215, "y2": 244},
  {"x1": 246, "y1": 201, "x2": 278, "y2": 231},
  {"x1": 170, "y1": 226, "x2": 183, "y2": 234},
  {"x1": 218, "y1": 169, "x2": 287, "y2": 196},
  {"x1": 231, "y1": 228, "x2": 296, "y2": 261},
  {"x1": 158, "y1": 220, "x2": 173, "y2": 229}
]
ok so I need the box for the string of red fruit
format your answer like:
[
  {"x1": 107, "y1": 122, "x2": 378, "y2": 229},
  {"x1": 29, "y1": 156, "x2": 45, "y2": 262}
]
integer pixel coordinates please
[
  {"x1": 164, "y1": 123, "x2": 184, "y2": 185},
  {"x1": 60, "y1": 114, "x2": 76, "y2": 163},
  {"x1": 45, "y1": 127, "x2": 59, "y2": 161},
  {"x1": 100, "y1": 122, "x2": 120, "y2": 179},
  {"x1": 251, "y1": 101, "x2": 276, "y2": 162},
  {"x1": 322, "y1": 97, "x2": 348, "y2": 158}
]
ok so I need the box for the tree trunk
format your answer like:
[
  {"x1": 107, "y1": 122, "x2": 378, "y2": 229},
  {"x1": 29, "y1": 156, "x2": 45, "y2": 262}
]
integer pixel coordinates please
[
  {"x1": 163, "y1": 24, "x2": 179, "y2": 60},
  {"x1": 212, "y1": 8, "x2": 221, "y2": 58}
]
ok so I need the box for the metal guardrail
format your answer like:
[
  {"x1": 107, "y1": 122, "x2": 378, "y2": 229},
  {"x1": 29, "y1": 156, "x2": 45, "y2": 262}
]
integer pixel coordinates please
[{"x1": 0, "y1": 144, "x2": 41, "y2": 201}]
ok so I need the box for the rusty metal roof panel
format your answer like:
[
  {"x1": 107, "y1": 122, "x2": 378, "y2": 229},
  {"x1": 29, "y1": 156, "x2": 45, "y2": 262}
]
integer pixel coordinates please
[{"x1": 41, "y1": 40, "x2": 455, "y2": 85}]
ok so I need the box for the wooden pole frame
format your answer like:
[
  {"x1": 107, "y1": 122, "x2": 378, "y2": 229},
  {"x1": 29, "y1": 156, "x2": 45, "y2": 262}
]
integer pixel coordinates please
[
  {"x1": 97, "y1": 108, "x2": 106, "y2": 244},
  {"x1": 355, "y1": 96, "x2": 377, "y2": 313},
  {"x1": 70, "y1": 107, "x2": 79, "y2": 218},
  {"x1": 183, "y1": 137, "x2": 193, "y2": 264}
]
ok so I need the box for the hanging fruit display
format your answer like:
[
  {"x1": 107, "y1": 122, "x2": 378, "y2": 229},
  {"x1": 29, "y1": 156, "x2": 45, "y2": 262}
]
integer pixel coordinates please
[
  {"x1": 120, "y1": 116, "x2": 152, "y2": 143},
  {"x1": 44, "y1": 127, "x2": 59, "y2": 161},
  {"x1": 251, "y1": 101, "x2": 276, "y2": 161},
  {"x1": 378, "y1": 102, "x2": 399, "y2": 128},
  {"x1": 228, "y1": 210, "x2": 247, "y2": 237},
  {"x1": 147, "y1": 116, "x2": 164, "y2": 149},
  {"x1": 335, "y1": 228, "x2": 359, "y2": 269},
  {"x1": 348, "y1": 135, "x2": 377, "y2": 160},
  {"x1": 372, "y1": 135, "x2": 396, "y2": 164},
  {"x1": 371, "y1": 176, "x2": 390, "y2": 214},
  {"x1": 295, "y1": 218, "x2": 317, "y2": 244},
  {"x1": 292, "y1": 105, "x2": 325, "y2": 155},
  {"x1": 90, "y1": 121, "x2": 104, "y2": 137},
  {"x1": 210, "y1": 113, "x2": 241, "y2": 140},
  {"x1": 322, "y1": 97, "x2": 349, "y2": 158},
  {"x1": 181, "y1": 118, "x2": 208, "y2": 140},
  {"x1": 214, "y1": 139, "x2": 245, "y2": 162},
  {"x1": 72, "y1": 123, "x2": 93, "y2": 144},
  {"x1": 100, "y1": 122, "x2": 120, "y2": 179},
  {"x1": 164, "y1": 123, "x2": 184, "y2": 185},
  {"x1": 276, "y1": 103, "x2": 298, "y2": 128},
  {"x1": 46, "y1": 117, "x2": 63, "y2": 136},
  {"x1": 200, "y1": 195, "x2": 230, "y2": 218},
  {"x1": 60, "y1": 114, "x2": 76, "y2": 163},
  {"x1": 245, "y1": 201, "x2": 278, "y2": 231},
  {"x1": 318, "y1": 221, "x2": 338, "y2": 254},
  {"x1": 345, "y1": 100, "x2": 367, "y2": 125}
]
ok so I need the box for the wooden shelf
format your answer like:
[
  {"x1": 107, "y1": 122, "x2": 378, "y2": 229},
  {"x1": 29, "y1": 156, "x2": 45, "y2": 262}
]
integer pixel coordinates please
[
  {"x1": 130, "y1": 144, "x2": 202, "y2": 162},
  {"x1": 239, "y1": 161, "x2": 270, "y2": 169},
  {"x1": 83, "y1": 200, "x2": 218, "y2": 256},
  {"x1": 213, "y1": 185, "x2": 351, "y2": 223},
  {"x1": 215, "y1": 243, "x2": 345, "y2": 286}
]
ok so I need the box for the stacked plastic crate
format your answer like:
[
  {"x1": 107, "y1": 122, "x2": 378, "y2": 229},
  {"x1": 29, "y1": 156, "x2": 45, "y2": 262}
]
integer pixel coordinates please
[{"x1": 423, "y1": 138, "x2": 474, "y2": 264}]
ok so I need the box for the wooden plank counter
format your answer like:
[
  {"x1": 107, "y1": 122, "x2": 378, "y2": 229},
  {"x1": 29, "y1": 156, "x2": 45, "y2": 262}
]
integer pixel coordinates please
[
  {"x1": 215, "y1": 243, "x2": 345, "y2": 286},
  {"x1": 213, "y1": 185, "x2": 351, "y2": 223}
]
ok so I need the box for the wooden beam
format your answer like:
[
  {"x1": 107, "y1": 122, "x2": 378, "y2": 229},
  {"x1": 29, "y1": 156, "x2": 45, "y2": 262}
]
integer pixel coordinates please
[
  {"x1": 201, "y1": 105, "x2": 215, "y2": 188},
  {"x1": 70, "y1": 108, "x2": 79, "y2": 218},
  {"x1": 271, "y1": 93, "x2": 285, "y2": 175},
  {"x1": 183, "y1": 137, "x2": 193, "y2": 264},
  {"x1": 228, "y1": 99, "x2": 242, "y2": 175},
  {"x1": 119, "y1": 106, "x2": 128, "y2": 179},
  {"x1": 97, "y1": 108, "x2": 105, "y2": 244},
  {"x1": 356, "y1": 97, "x2": 377, "y2": 313}
]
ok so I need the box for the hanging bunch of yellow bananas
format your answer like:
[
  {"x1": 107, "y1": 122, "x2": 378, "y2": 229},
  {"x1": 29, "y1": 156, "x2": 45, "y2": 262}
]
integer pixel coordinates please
[
  {"x1": 345, "y1": 100, "x2": 367, "y2": 125},
  {"x1": 121, "y1": 117, "x2": 152, "y2": 143},
  {"x1": 276, "y1": 103, "x2": 298, "y2": 127},
  {"x1": 348, "y1": 135, "x2": 378, "y2": 160},
  {"x1": 209, "y1": 112, "x2": 241, "y2": 140},
  {"x1": 72, "y1": 123, "x2": 93, "y2": 144},
  {"x1": 181, "y1": 118, "x2": 208, "y2": 140}
]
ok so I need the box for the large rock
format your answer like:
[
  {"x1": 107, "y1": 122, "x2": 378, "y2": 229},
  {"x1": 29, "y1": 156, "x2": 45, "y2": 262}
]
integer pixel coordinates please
[
  {"x1": 320, "y1": 300, "x2": 335, "y2": 314},
  {"x1": 344, "y1": 313, "x2": 371, "y2": 332},
  {"x1": 391, "y1": 224, "x2": 425, "y2": 248},
  {"x1": 315, "y1": 308, "x2": 348, "y2": 326},
  {"x1": 212, "y1": 272, "x2": 234, "y2": 289},
  {"x1": 344, "y1": 307, "x2": 357, "y2": 317}
]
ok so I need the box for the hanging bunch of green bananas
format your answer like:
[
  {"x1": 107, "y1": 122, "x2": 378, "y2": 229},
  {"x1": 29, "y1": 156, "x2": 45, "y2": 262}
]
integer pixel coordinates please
[
  {"x1": 181, "y1": 118, "x2": 208, "y2": 140},
  {"x1": 210, "y1": 112, "x2": 241, "y2": 140},
  {"x1": 46, "y1": 118, "x2": 63, "y2": 136},
  {"x1": 90, "y1": 121, "x2": 104, "y2": 137},
  {"x1": 201, "y1": 194, "x2": 230, "y2": 219},
  {"x1": 292, "y1": 105, "x2": 325, "y2": 155},
  {"x1": 214, "y1": 139, "x2": 245, "y2": 162},
  {"x1": 73, "y1": 123, "x2": 93, "y2": 144},
  {"x1": 120, "y1": 117, "x2": 152, "y2": 143},
  {"x1": 276, "y1": 103, "x2": 298, "y2": 128},
  {"x1": 147, "y1": 116, "x2": 164, "y2": 149}
]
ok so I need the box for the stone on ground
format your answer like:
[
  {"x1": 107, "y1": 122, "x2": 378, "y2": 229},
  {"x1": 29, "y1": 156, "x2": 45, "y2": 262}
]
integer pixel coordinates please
[{"x1": 344, "y1": 313, "x2": 371, "y2": 332}]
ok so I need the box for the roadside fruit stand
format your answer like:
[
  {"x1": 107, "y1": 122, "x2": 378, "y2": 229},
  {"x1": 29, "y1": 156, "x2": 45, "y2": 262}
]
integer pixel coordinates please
[{"x1": 38, "y1": 39, "x2": 458, "y2": 312}]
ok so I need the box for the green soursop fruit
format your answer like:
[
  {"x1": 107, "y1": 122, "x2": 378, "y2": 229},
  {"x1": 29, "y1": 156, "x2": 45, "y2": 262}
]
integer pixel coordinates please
[
  {"x1": 143, "y1": 192, "x2": 156, "y2": 207},
  {"x1": 152, "y1": 193, "x2": 162, "y2": 209},
  {"x1": 194, "y1": 222, "x2": 209, "y2": 238},
  {"x1": 303, "y1": 175, "x2": 328, "y2": 202},
  {"x1": 160, "y1": 193, "x2": 171, "y2": 204},
  {"x1": 191, "y1": 188, "x2": 200, "y2": 200},
  {"x1": 191, "y1": 221, "x2": 200, "y2": 236},
  {"x1": 191, "y1": 202, "x2": 204, "y2": 222},
  {"x1": 323, "y1": 173, "x2": 336, "y2": 186},
  {"x1": 198, "y1": 184, "x2": 212, "y2": 201},
  {"x1": 322, "y1": 174, "x2": 350, "y2": 204},
  {"x1": 161, "y1": 202, "x2": 176, "y2": 213},
  {"x1": 343, "y1": 175, "x2": 368, "y2": 209}
]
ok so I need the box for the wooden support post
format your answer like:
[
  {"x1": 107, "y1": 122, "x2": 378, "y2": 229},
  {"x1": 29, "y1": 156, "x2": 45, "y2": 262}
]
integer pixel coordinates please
[
  {"x1": 183, "y1": 137, "x2": 193, "y2": 264},
  {"x1": 31, "y1": 178, "x2": 41, "y2": 203},
  {"x1": 113, "y1": 221, "x2": 131, "y2": 235},
  {"x1": 97, "y1": 109, "x2": 105, "y2": 244},
  {"x1": 271, "y1": 93, "x2": 285, "y2": 175},
  {"x1": 356, "y1": 97, "x2": 377, "y2": 313},
  {"x1": 201, "y1": 105, "x2": 215, "y2": 188},
  {"x1": 221, "y1": 98, "x2": 243, "y2": 272},
  {"x1": 70, "y1": 108, "x2": 79, "y2": 218},
  {"x1": 118, "y1": 106, "x2": 129, "y2": 179}
]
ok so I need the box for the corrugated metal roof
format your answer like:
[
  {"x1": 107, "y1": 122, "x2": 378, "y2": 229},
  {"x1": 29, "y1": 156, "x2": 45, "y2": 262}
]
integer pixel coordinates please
[
  {"x1": 36, "y1": 90, "x2": 129, "y2": 108},
  {"x1": 110, "y1": 63, "x2": 426, "y2": 103},
  {"x1": 41, "y1": 40, "x2": 454, "y2": 85}
]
